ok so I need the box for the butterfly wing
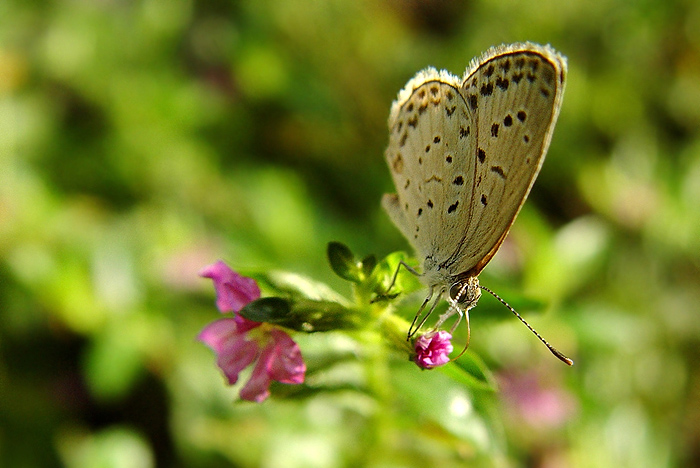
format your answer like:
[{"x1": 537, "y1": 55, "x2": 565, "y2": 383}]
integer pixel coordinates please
[
  {"x1": 383, "y1": 68, "x2": 478, "y2": 271},
  {"x1": 383, "y1": 43, "x2": 566, "y2": 283},
  {"x1": 448, "y1": 43, "x2": 567, "y2": 276}
]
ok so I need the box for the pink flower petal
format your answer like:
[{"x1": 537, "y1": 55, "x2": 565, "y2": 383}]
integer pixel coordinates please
[
  {"x1": 234, "y1": 314, "x2": 262, "y2": 334},
  {"x1": 267, "y1": 330, "x2": 306, "y2": 384},
  {"x1": 239, "y1": 348, "x2": 273, "y2": 402},
  {"x1": 414, "y1": 331, "x2": 453, "y2": 369},
  {"x1": 200, "y1": 260, "x2": 261, "y2": 313},
  {"x1": 198, "y1": 318, "x2": 259, "y2": 385}
]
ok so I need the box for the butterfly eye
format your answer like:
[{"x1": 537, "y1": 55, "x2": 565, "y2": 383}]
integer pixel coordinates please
[{"x1": 449, "y1": 282, "x2": 470, "y2": 303}]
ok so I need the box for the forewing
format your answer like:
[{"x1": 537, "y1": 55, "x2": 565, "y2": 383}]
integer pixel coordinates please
[{"x1": 448, "y1": 43, "x2": 567, "y2": 276}]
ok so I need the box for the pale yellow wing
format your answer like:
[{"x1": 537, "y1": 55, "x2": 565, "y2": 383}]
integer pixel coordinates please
[
  {"x1": 383, "y1": 69, "x2": 477, "y2": 271},
  {"x1": 448, "y1": 43, "x2": 566, "y2": 276}
]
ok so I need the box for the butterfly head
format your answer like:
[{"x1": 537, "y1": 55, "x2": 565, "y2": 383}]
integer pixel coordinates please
[{"x1": 448, "y1": 275, "x2": 481, "y2": 310}]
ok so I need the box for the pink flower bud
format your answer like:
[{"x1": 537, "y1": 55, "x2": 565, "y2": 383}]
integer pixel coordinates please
[{"x1": 414, "y1": 330, "x2": 453, "y2": 369}]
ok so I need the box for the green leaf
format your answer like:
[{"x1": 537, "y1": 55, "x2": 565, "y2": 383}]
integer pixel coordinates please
[
  {"x1": 360, "y1": 254, "x2": 377, "y2": 278},
  {"x1": 240, "y1": 297, "x2": 362, "y2": 332},
  {"x1": 239, "y1": 297, "x2": 291, "y2": 323},
  {"x1": 327, "y1": 241, "x2": 362, "y2": 283},
  {"x1": 391, "y1": 362, "x2": 499, "y2": 452},
  {"x1": 441, "y1": 351, "x2": 497, "y2": 392},
  {"x1": 256, "y1": 270, "x2": 349, "y2": 304},
  {"x1": 366, "y1": 251, "x2": 421, "y2": 300}
]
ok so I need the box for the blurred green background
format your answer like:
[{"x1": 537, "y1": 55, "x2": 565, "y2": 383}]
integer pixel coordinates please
[{"x1": 2, "y1": 0, "x2": 700, "y2": 467}]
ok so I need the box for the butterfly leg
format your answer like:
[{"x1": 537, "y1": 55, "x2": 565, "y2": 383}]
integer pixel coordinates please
[
  {"x1": 433, "y1": 299, "x2": 475, "y2": 362},
  {"x1": 408, "y1": 288, "x2": 444, "y2": 339},
  {"x1": 371, "y1": 260, "x2": 421, "y2": 304},
  {"x1": 385, "y1": 260, "x2": 421, "y2": 294},
  {"x1": 449, "y1": 307, "x2": 472, "y2": 362}
]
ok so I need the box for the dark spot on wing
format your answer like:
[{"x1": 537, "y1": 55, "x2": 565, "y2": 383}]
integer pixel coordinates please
[
  {"x1": 427, "y1": 199, "x2": 434, "y2": 208},
  {"x1": 491, "y1": 123, "x2": 499, "y2": 137},
  {"x1": 392, "y1": 153, "x2": 403, "y2": 173},
  {"x1": 469, "y1": 94, "x2": 478, "y2": 110},
  {"x1": 517, "y1": 111, "x2": 527, "y2": 122},
  {"x1": 478, "y1": 148, "x2": 486, "y2": 163},
  {"x1": 481, "y1": 195, "x2": 487, "y2": 206},
  {"x1": 496, "y1": 77, "x2": 509, "y2": 91},
  {"x1": 453, "y1": 175, "x2": 464, "y2": 185},
  {"x1": 480, "y1": 82, "x2": 494, "y2": 96},
  {"x1": 434, "y1": 136, "x2": 441, "y2": 144},
  {"x1": 491, "y1": 166, "x2": 506, "y2": 179},
  {"x1": 446, "y1": 155, "x2": 453, "y2": 163},
  {"x1": 504, "y1": 115, "x2": 513, "y2": 127},
  {"x1": 542, "y1": 66, "x2": 555, "y2": 85},
  {"x1": 448, "y1": 201, "x2": 459, "y2": 213}
]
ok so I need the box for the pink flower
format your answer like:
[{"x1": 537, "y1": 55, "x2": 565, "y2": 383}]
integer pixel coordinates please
[
  {"x1": 414, "y1": 331, "x2": 453, "y2": 369},
  {"x1": 199, "y1": 261, "x2": 306, "y2": 402}
]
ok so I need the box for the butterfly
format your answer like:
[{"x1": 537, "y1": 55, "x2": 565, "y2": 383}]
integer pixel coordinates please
[{"x1": 382, "y1": 43, "x2": 572, "y2": 365}]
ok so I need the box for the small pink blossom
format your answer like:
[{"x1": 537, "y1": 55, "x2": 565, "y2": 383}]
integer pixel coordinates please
[
  {"x1": 199, "y1": 261, "x2": 305, "y2": 402},
  {"x1": 414, "y1": 330, "x2": 453, "y2": 369}
]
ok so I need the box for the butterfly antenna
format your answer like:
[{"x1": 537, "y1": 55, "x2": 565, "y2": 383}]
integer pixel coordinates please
[{"x1": 479, "y1": 285, "x2": 574, "y2": 366}]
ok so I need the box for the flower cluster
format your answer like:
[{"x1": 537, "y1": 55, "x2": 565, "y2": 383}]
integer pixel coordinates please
[{"x1": 199, "y1": 261, "x2": 305, "y2": 402}]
